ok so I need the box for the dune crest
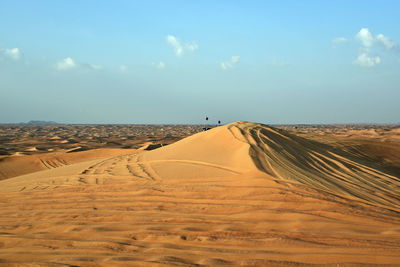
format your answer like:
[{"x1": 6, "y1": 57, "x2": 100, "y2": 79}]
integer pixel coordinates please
[{"x1": 105, "y1": 121, "x2": 400, "y2": 210}]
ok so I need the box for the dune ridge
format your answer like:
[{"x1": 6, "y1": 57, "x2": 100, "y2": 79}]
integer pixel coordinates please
[
  {"x1": 228, "y1": 122, "x2": 400, "y2": 210},
  {"x1": 0, "y1": 121, "x2": 399, "y2": 266}
]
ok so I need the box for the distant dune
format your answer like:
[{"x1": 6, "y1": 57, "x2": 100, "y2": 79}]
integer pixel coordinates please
[
  {"x1": 0, "y1": 121, "x2": 399, "y2": 266},
  {"x1": 26, "y1": 120, "x2": 59, "y2": 125}
]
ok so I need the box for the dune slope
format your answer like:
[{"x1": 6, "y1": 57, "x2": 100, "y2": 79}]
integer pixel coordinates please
[
  {"x1": 0, "y1": 121, "x2": 399, "y2": 266},
  {"x1": 0, "y1": 148, "x2": 138, "y2": 180},
  {"x1": 232, "y1": 122, "x2": 400, "y2": 210}
]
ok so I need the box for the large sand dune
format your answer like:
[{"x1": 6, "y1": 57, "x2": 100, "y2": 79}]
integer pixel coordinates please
[{"x1": 0, "y1": 121, "x2": 399, "y2": 266}]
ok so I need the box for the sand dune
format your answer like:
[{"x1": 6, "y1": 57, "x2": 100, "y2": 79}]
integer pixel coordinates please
[
  {"x1": 0, "y1": 121, "x2": 399, "y2": 266},
  {"x1": 0, "y1": 148, "x2": 138, "y2": 180}
]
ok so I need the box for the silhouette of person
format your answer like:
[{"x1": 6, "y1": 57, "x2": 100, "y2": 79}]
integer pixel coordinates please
[
  {"x1": 206, "y1": 116, "x2": 208, "y2": 121},
  {"x1": 218, "y1": 120, "x2": 221, "y2": 125}
]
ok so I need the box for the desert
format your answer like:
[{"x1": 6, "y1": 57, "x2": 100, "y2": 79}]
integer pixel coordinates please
[
  {"x1": 0, "y1": 121, "x2": 399, "y2": 266},
  {"x1": 2, "y1": 1, "x2": 400, "y2": 265}
]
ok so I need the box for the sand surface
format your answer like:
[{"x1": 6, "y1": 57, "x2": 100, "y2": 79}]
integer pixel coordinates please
[
  {"x1": 0, "y1": 148, "x2": 138, "y2": 180},
  {"x1": 0, "y1": 121, "x2": 399, "y2": 266}
]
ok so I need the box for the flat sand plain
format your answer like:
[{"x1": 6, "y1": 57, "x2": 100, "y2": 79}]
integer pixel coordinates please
[{"x1": 0, "y1": 122, "x2": 399, "y2": 266}]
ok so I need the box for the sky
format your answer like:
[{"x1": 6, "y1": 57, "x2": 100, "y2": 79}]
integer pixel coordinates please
[{"x1": 1, "y1": 0, "x2": 399, "y2": 124}]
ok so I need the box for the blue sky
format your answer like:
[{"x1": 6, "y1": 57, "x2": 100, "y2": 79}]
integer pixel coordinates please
[{"x1": 1, "y1": 0, "x2": 399, "y2": 124}]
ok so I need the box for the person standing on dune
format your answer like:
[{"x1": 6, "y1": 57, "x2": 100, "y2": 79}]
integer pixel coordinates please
[{"x1": 204, "y1": 116, "x2": 209, "y2": 131}]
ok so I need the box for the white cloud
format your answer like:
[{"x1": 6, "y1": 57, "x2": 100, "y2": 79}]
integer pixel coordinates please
[
  {"x1": 356, "y1": 28, "x2": 374, "y2": 48},
  {"x1": 4, "y1": 48, "x2": 21, "y2": 60},
  {"x1": 56, "y1": 57, "x2": 76, "y2": 70},
  {"x1": 55, "y1": 57, "x2": 102, "y2": 71},
  {"x1": 376, "y1": 34, "x2": 396, "y2": 50},
  {"x1": 354, "y1": 53, "x2": 381, "y2": 67},
  {"x1": 166, "y1": 35, "x2": 198, "y2": 56},
  {"x1": 166, "y1": 35, "x2": 183, "y2": 56},
  {"x1": 220, "y1": 56, "x2": 240, "y2": 70},
  {"x1": 332, "y1": 37, "x2": 348, "y2": 46},
  {"x1": 352, "y1": 28, "x2": 398, "y2": 67},
  {"x1": 355, "y1": 28, "x2": 398, "y2": 51}
]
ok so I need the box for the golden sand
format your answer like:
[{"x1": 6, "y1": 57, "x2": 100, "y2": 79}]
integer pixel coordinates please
[{"x1": 0, "y1": 122, "x2": 399, "y2": 266}]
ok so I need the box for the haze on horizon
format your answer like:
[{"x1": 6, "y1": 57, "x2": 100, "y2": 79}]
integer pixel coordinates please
[{"x1": 1, "y1": 0, "x2": 399, "y2": 125}]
